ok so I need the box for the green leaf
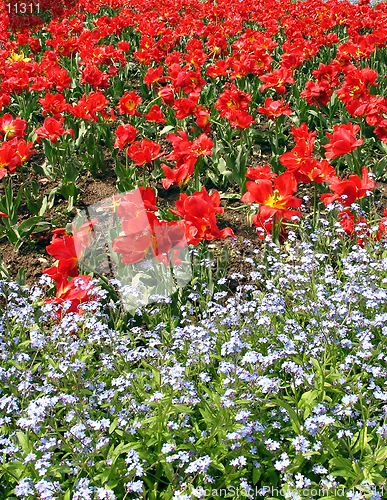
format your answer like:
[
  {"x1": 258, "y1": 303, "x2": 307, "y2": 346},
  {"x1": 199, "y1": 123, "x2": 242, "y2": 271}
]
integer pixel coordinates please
[
  {"x1": 273, "y1": 399, "x2": 301, "y2": 434},
  {"x1": 375, "y1": 446, "x2": 387, "y2": 463},
  {"x1": 16, "y1": 268, "x2": 25, "y2": 287},
  {"x1": 10, "y1": 360, "x2": 22, "y2": 370},
  {"x1": 162, "y1": 462, "x2": 175, "y2": 482},
  {"x1": 63, "y1": 490, "x2": 71, "y2": 500},
  {"x1": 16, "y1": 431, "x2": 30, "y2": 454},
  {"x1": 298, "y1": 390, "x2": 319, "y2": 418},
  {"x1": 253, "y1": 466, "x2": 261, "y2": 484},
  {"x1": 330, "y1": 457, "x2": 357, "y2": 478},
  {"x1": 67, "y1": 195, "x2": 74, "y2": 212},
  {"x1": 218, "y1": 192, "x2": 240, "y2": 200},
  {"x1": 374, "y1": 157, "x2": 387, "y2": 178},
  {"x1": 17, "y1": 216, "x2": 42, "y2": 239},
  {"x1": 160, "y1": 125, "x2": 175, "y2": 135},
  {"x1": 3, "y1": 460, "x2": 24, "y2": 479},
  {"x1": 100, "y1": 467, "x2": 112, "y2": 483},
  {"x1": 109, "y1": 418, "x2": 118, "y2": 435},
  {"x1": 75, "y1": 121, "x2": 88, "y2": 148}
]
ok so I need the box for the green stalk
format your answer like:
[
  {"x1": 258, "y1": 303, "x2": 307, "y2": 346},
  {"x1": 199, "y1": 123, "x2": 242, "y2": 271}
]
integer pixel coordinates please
[
  {"x1": 350, "y1": 150, "x2": 362, "y2": 177},
  {"x1": 313, "y1": 181, "x2": 319, "y2": 229}
]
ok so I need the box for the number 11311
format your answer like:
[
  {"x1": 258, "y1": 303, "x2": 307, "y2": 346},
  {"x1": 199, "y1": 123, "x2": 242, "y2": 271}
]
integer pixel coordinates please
[{"x1": 6, "y1": 3, "x2": 40, "y2": 14}]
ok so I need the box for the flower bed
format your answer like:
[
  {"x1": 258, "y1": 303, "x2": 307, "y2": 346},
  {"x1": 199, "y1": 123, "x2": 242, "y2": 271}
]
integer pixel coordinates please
[{"x1": 1, "y1": 0, "x2": 387, "y2": 498}]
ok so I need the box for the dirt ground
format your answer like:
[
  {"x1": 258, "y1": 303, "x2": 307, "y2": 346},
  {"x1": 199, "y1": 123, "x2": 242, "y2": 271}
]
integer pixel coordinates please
[{"x1": 1, "y1": 141, "x2": 387, "y2": 288}]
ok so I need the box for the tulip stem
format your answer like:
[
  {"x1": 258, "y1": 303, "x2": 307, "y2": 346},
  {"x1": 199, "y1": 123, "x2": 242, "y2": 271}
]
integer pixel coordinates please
[
  {"x1": 194, "y1": 159, "x2": 201, "y2": 191},
  {"x1": 274, "y1": 119, "x2": 279, "y2": 154},
  {"x1": 143, "y1": 163, "x2": 147, "y2": 187},
  {"x1": 350, "y1": 150, "x2": 361, "y2": 177},
  {"x1": 313, "y1": 181, "x2": 318, "y2": 230},
  {"x1": 272, "y1": 213, "x2": 280, "y2": 246}
]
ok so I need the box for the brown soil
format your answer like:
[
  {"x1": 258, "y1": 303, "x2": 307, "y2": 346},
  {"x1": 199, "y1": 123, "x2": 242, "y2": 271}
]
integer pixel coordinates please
[
  {"x1": 1, "y1": 136, "x2": 387, "y2": 288},
  {"x1": 0, "y1": 163, "x2": 118, "y2": 286}
]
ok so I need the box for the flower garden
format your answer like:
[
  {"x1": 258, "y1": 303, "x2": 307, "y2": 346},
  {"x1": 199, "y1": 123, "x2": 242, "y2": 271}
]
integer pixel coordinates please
[{"x1": 2, "y1": 0, "x2": 387, "y2": 498}]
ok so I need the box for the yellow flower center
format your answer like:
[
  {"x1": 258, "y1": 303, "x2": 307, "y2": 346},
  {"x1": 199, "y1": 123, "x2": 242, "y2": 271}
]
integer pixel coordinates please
[
  {"x1": 7, "y1": 51, "x2": 31, "y2": 63},
  {"x1": 266, "y1": 189, "x2": 286, "y2": 209}
]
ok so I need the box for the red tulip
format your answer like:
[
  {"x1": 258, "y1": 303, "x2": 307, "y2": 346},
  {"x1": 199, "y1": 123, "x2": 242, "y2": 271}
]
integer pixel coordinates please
[
  {"x1": 246, "y1": 164, "x2": 277, "y2": 181},
  {"x1": 257, "y1": 98, "x2": 292, "y2": 120},
  {"x1": 114, "y1": 124, "x2": 137, "y2": 149},
  {"x1": 0, "y1": 113, "x2": 26, "y2": 139},
  {"x1": 44, "y1": 275, "x2": 93, "y2": 315},
  {"x1": 320, "y1": 166, "x2": 375, "y2": 207},
  {"x1": 259, "y1": 68, "x2": 295, "y2": 94},
  {"x1": 241, "y1": 172, "x2": 302, "y2": 222},
  {"x1": 158, "y1": 86, "x2": 175, "y2": 105},
  {"x1": 323, "y1": 123, "x2": 363, "y2": 159},
  {"x1": 127, "y1": 139, "x2": 165, "y2": 165},
  {"x1": 35, "y1": 117, "x2": 73, "y2": 143},
  {"x1": 117, "y1": 91, "x2": 142, "y2": 116},
  {"x1": 170, "y1": 187, "x2": 235, "y2": 244},
  {"x1": 161, "y1": 156, "x2": 196, "y2": 189},
  {"x1": 0, "y1": 142, "x2": 21, "y2": 173},
  {"x1": 143, "y1": 104, "x2": 166, "y2": 124}
]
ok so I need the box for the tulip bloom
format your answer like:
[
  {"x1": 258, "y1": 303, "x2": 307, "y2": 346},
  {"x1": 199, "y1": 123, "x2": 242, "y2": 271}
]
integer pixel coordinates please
[
  {"x1": 166, "y1": 131, "x2": 213, "y2": 161},
  {"x1": 246, "y1": 164, "x2": 277, "y2": 181},
  {"x1": 257, "y1": 98, "x2": 292, "y2": 120},
  {"x1": 320, "y1": 166, "x2": 375, "y2": 207},
  {"x1": 144, "y1": 66, "x2": 164, "y2": 88},
  {"x1": 194, "y1": 106, "x2": 211, "y2": 132},
  {"x1": 280, "y1": 123, "x2": 316, "y2": 174},
  {"x1": 15, "y1": 140, "x2": 36, "y2": 163},
  {"x1": 241, "y1": 172, "x2": 302, "y2": 222},
  {"x1": 109, "y1": 187, "x2": 158, "y2": 218},
  {"x1": 170, "y1": 187, "x2": 235, "y2": 245},
  {"x1": 191, "y1": 134, "x2": 214, "y2": 156},
  {"x1": 0, "y1": 142, "x2": 22, "y2": 174},
  {"x1": 337, "y1": 210, "x2": 374, "y2": 248},
  {"x1": 35, "y1": 117, "x2": 74, "y2": 143},
  {"x1": 291, "y1": 123, "x2": 317, "y2": 142},
  {"x1": 297, "y1": 159, "x2": 336, "y2": 185},
  {"x1": 323, "y1": 123, "x2": 363, "y2": 159},
  {"x1": 158, "y1": 86, "x2": 175, "y2": 105},
  {"x1": 39, "y1": 93, "x2": 69, "y2": 120},
  {"x1": 143, "y1": 104, "x2": 166, "y2": 124},
  {"x1": 207, "y1": 60, "x2": 229, "y2": 78},
  {"x1": 227, "y1": 109, "x2": 254, "y2": 129},
  {"x1": 379, "y1": 209, "x2": 387, "y2": 235},
  {"x1": 279, "y1": 126, "x2": 316, "y2": 183},
  {"x1": 259, "y1": 68, "x2": 295, "y2": 94},
  {"x1": 252, "y1": 213, "x2": 289, "y2": 243},
  {"x1": 335, "y1": 67, "x2": 377, "y2": 104},
  {"x1": 215, "y1": 83, "x2": 251, "y2": 119},
  {"x1": 0, "y1": 113, "x2": 26, "y2": 139},
  {"x1": 44, "y1": 275, "x2": 93, "y2": 316},
  {"x1": 45, "y1": 220, "x2": 96, "y2": 280},
  {"x1": 172, "y1": 92, "x2": 199, "y2": 119},
  {"x1": 80, "y1": 65, "x2": 110, "y2": 89},
  {"x1": 127, "y1": 139, "x2": 165, "y2": 165},
  {"x1": 114, "y1": 124, "x2": 137, "y2": 149},
  {"x1": 117, "y1": 91, "x2": 142, "y2": 116},
  {"x1": 300, "y1": 80, "x2": 332, "y2": 108},
  {"x1": 112, "y1": 211, "x2": 159, "y2": 265},
  {"x1": 161, "y1": 156, "x2": 196, "y2": 189},
  {"x1": 112, "y1": 211, "x2": 186, "y2": 266}
]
